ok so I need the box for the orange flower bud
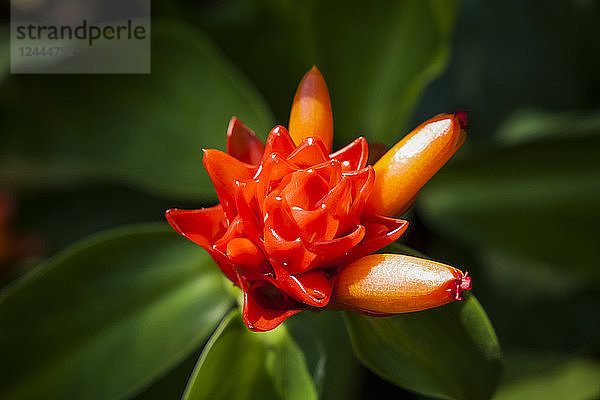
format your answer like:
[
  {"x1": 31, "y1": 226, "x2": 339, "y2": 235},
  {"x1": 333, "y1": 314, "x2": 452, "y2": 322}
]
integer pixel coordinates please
[
  {"x1": 289, "y1": 66, "x2": 334, "y2": 152},
  {"x1": 367, "y1": 112, "x2": 467, "y2": 217},
  {"x1": 333, "y1": 254, "x2": 471, "y2": 314}
]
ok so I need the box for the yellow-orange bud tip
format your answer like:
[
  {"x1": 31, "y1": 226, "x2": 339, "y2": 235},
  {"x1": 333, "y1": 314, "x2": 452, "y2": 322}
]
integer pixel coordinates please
[
  {"x1": 455, "y1": 110, "x2": 468, "y2": 130},
  {"x1": 289, "y1": 66, "x2": 334, "y2": 152}
]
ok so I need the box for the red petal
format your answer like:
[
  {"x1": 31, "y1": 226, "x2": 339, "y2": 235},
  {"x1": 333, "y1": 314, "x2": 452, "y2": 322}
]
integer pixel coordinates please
[
  {"x1": 254, "y1": 153, "x2": 298, "y2": 207},
  {"x1": 234, "y1": 180, "x2": 263, "y2": 242},
  {"x1": 213, "y1": 216, "x2": 246, "y2": 250},
  {"x1": 341, "y1": 214, "x2": 409, "y2": 264},
  {"x1": 330, "y1": 137, "x2": 368, "y2": 170},
  {"x1": 203, "y1": 149, "x2": 256, "y2": 221},
  {"x1": 263, "y1": 196, "x2": 316, "y2": 272},
  {"x1": 312, "y1": 159, "x2": 343, "y2": 187},
  {"x1": 268, "y1": 263, "x2": 333, "y2": 307},
  {"x1": 165, "y1": 206, "x2": 226, "y2": 248},
  {"x1": 263, "y1": 125, "x2": 296, "y2": 160},
  {"x1": 318, "y1": 175, "x2": 352, "y2": 222},
  {"x1": 289, "y1": 206, "x2": 339, "y2": 244},
  {"x1": 165, "y1": 207, "x2": 239, "y2": 284},
  {"x1": 346, "y1": 166, "x2": 375, "y2": 224},
  {"x1": 226, "y1": 117, "x2": 265, "y2": 165},
  {"x1": 282, "y1": 170, "x2": 330, "y2": 211},
  {"x1": 239, "y1": 278, "x2": 304, "y2": 332},
  {"x1": 307, "y1": 224, "x2": 366, "y2": 259},
  {"x1": 287, "y1": 137, "x2": 329, "y2": 168}
]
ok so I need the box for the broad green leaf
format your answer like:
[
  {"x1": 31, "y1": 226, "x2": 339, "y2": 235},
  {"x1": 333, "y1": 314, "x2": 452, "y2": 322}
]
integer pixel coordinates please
[
  {"x1": 197, "y1": 0, "x2": 458, "y2": 145},
  {"x1": 494, "y1": 356, "x2": 600, "y2": 400},
  {"x1": 294, "y1": 311, "x2": 363, "y2": 400},
  {"x1": 482, "y1": 249, "x2": 585, "y2": 301},
  {"x1": 0, "y1": 224, "x2": 234, "y2": 400},
  {"x1": 284, "y1": 317, "x2": 328, "y2": 397},
  {"x1": 0, "y1": 20, "x2": 273, "y2": 200},
  {"x1": 345, "y1": 295, "x2": 502, "y2": 400},
  {"x1": 134, "y1": 349, "x2": 202, "y2": 400},
  {"x1": 313, "y1": 0, "x2": 459, "y2": 145},
  {"x1": 419, "y1": 131, "x2": 600, "y2": 281},
  {"x1": 495, "y1": 109, "x2": 600, "y2": 145},
  {"x1": 16, "y1": 183, "x2": 186, "y2": 257},
  {"x1": 183, "y1": 311, "x2": 318, "y2": 400}
]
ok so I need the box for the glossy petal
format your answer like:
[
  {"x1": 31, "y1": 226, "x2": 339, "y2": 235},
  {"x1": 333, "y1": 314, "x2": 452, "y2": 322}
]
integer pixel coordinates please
[
  {"x1": 240, "y1": 278, "x2": 304, "y2": 332},
  {"x1": 367, "y1": 112, "x2": 467, "y2": 217},
  {"x1": 165, "y1": 207, "x2": 239, "y2": 284},
  {"x1": 289, "y1": 66, "x2": 334, "y2": 152},
  {"x1": 339, "y1": 214, "x2": 409, "y2": 265},
  {"x1": 287, "y1": 137, "x2": 329, "y2": 168},
  {"x1": 202, "y1": 149, "x2": 256, "y2": 221},
  {"x1": 226, "y1": 117, "x2": 265, "y2": 165},
  {"x1": 263, "y1": 125, "x2": 296, "y2": 160},
  {"x1": 330, "y1": 137, "x2": 369, "y2": 171},
  {"x1": 267, "y1": 263, "x2": 333, "y2": 307},
  {"x1": 165, "y1": 206, "x2": 226, "y2": 249}
]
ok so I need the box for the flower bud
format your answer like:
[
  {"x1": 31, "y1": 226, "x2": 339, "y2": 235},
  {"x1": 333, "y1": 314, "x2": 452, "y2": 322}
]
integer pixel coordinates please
[
  {"x1": 333, "y1": 254, "x2": 471, "y2": 314},
  {"x1": 367, "y1": 112, "x2": 467, "y2": 217},
  {"x1": 289, "y1": 66, "x2": 334, "y2": 152}
]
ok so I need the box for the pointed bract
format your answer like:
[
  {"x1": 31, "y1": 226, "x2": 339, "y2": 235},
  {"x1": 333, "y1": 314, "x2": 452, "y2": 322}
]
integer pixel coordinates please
[
  {"x1": 289, "y1": 66, "x2": 334, "y2": 152},
  {"x1": 226, "y1": 117, "x2": 265, "y2": 165},
  {"x1": 202, "y1": 149, "x2": 256, "y2": 221}
]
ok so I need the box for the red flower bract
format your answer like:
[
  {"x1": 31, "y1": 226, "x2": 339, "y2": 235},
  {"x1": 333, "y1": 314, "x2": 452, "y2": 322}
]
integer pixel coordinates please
[{"x1": 167, "y1": 119, "x2": 407, "y2": 331}]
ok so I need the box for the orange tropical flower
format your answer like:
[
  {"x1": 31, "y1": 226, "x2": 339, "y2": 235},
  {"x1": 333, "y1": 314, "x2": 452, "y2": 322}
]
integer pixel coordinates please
[{"x1": 166, "y1": 66, "x2": 469, "y2": 331}]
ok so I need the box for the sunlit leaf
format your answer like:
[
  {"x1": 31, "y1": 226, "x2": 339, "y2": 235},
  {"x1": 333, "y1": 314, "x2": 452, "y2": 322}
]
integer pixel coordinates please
[
  {"x1": 293, "y1": 311, "x2": 363, "y2": 400},
  {"x1": 495, "y1": 109, "x2": 600, "y2": 145},
  {"x1": 196, "y1": 0, "x2": 458, "y2": 146},
  {"x1": 0, "y1": 224, "x2": 234, "y2": 400},
  {"x1": 183, "y1": 311, "x2": 318, "y2": 400},
  {"x1": 345, "y1": 295, "x2": 502, "y2": 400},
  {"x1": 0, "y1": 20, "x2": 273, "y2": 200},
  {"x1": 494, "y1": 355, "x2": 600, "y2": 400}
]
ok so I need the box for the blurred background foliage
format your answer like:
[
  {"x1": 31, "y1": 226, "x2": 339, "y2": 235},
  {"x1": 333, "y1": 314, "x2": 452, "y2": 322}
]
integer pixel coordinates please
[{"x1": 0, "y1": 0, "x2": 599, "y2": 399}]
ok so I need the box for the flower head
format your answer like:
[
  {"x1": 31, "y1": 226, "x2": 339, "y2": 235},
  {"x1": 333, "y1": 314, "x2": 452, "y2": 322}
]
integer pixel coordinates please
[{"x1": 167, "y1": 67, "x2": 469, "y2": 331}]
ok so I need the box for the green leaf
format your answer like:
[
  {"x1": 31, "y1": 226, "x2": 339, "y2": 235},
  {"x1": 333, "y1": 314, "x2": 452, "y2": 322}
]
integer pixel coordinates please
[
  {"x1": 293, "y1": 311, "x2": 363, "y2": 400},
  {"x1": 0, "y1": 20, "x2": 273, "y2": 200},
  {"x1": 313, "y1": 0, "x2": 459, "y2": 145},
  {"x1": 419, "y1": 130, "x2": 600, "y2": 281},
  {"x1": 200, "y1": 0, "x2": 458, "y2": 145},
  {"x1": 0, "y1": 224, "x2": 235, "y2": 400},
  {"x1": 345, "y1": 295, "x2": 502, "y2": 400},
  {"x1": 134, "y1": 349, "x2": 203, "y2": 400},
  {"x1": 494, "y1": 356, "x2": 600, "y2": 400},
  {"x1": 495, "y1": 109, "x2": 600, "y2": 145},
  {"x1": 183, "y1": 311, "x2": 318, "y2": 400}
]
